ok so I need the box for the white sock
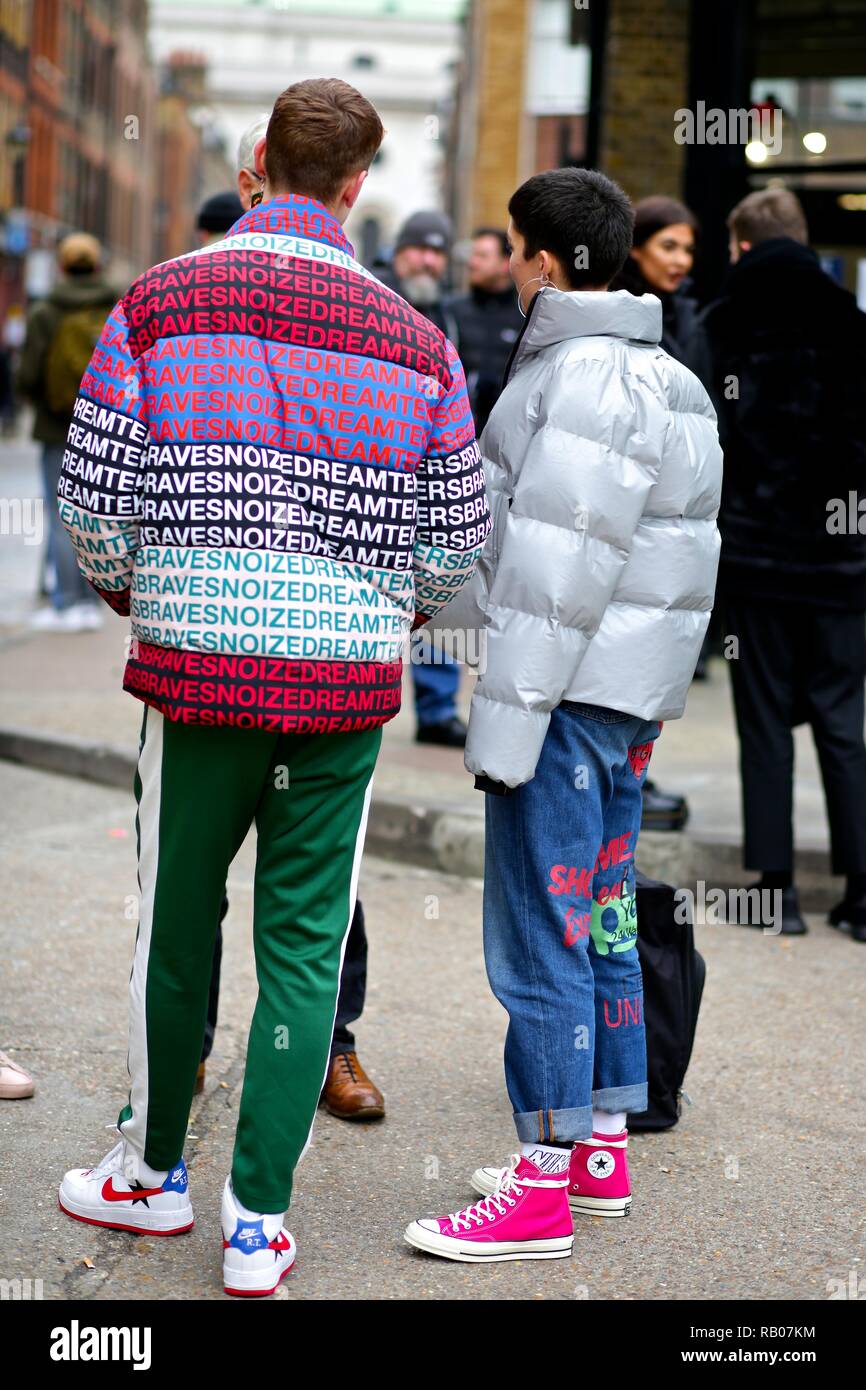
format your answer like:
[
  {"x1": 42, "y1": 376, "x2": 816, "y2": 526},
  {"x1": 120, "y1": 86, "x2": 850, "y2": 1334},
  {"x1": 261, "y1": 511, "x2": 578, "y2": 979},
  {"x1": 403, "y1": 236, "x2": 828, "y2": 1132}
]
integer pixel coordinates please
[
  {"x1": 122, "y1": 1143, "x2": 167, "y2": 1188},
  {"x1": 231, "y1": 1180, "x2": 284, "y2": 1223},
  {"x1": 592, "y1": 1109, "x2": 627, "y2": 1136},
  {"x1": 520, "y1": 1142, "x2": 571, "y2": 1175}
]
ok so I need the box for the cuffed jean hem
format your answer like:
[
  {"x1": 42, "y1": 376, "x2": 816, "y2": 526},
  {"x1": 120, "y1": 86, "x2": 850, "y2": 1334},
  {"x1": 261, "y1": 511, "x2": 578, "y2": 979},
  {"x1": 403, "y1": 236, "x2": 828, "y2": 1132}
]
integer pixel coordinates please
[
  {"x1": 592, "y1": 1084, "x2": 648, "y2": 1114},
  {"x1": 514, "y1": 1105, "x2": 594, "y2": 1144}
]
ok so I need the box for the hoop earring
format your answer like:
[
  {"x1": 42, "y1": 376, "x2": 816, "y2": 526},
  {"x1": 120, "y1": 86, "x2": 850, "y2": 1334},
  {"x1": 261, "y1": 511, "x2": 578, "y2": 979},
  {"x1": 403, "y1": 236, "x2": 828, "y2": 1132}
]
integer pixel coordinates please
[
  {"x1": 250, "y1": 177, "x2": 265, "y2": 208},
  {"x1": 517, "y1": 271, "x2": 550, "y2": 318}
]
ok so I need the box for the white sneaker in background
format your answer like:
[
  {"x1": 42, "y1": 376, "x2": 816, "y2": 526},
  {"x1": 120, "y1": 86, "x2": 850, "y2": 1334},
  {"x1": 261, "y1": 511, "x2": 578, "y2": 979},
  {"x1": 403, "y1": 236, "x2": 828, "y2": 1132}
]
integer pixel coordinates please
[{"x1": 29, "y1": 602, "x2": 102, "y2": 633}]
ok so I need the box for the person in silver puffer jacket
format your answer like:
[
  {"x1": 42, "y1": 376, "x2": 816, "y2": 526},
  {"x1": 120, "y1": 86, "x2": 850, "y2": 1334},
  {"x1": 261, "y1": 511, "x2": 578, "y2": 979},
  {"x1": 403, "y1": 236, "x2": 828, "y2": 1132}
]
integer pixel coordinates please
[
  {"x1": 448, "y1": 240, "x2": 722, "y2": 790},
  {"x1": 405, "y1": 168, "x2": 722, "y2": 1267}
]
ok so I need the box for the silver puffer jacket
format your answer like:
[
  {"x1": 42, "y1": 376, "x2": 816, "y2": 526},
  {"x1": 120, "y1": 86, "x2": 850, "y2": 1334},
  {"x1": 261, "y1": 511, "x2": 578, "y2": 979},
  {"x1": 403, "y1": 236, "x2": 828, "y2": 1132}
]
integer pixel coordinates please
[{"x1": 434, "y1": 286, "x2": 722, "y2": 788}]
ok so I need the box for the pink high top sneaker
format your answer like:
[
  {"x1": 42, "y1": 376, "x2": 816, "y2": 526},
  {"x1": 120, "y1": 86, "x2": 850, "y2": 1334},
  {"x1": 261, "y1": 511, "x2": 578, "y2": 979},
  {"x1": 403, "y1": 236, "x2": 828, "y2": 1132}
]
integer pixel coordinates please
[
  {"x1": 569, "y1": 1130, "x2": 631, "y2": 1217},
  {"x1": 405, "y1": 1154, "x2": 574, "y2": 1263},
  {"x1": 472, "y1": 1130, "x2": 632, "y2": 1218}
]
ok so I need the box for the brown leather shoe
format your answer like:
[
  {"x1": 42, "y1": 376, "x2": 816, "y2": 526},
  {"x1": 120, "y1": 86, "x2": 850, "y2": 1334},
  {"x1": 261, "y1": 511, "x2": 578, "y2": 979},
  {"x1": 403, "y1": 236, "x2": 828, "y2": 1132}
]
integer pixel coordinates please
[
  {"x1": 194, "y1": 1061, "x2": 206, "y2": 1095},
  {"x1": 322, "y1": 1052, "x2": 385, "y2": 1121}
]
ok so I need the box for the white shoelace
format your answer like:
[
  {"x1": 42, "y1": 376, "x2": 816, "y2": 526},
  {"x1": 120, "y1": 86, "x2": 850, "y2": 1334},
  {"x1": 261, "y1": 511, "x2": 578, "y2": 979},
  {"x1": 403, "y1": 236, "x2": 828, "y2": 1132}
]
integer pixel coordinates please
[
  {"x1": 447, "y1": 1155, "x2": 526, "y2": 1231},
  {"x1": 87, "y1": 1140, "x2": 125, "y2": 1178}
]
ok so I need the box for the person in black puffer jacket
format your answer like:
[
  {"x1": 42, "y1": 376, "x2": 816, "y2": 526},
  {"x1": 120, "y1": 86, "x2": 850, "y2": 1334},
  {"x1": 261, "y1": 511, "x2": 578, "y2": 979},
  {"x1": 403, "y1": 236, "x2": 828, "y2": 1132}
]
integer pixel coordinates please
[{"x1": 689, "y1": 187, "x2": 866, "y2": 940}]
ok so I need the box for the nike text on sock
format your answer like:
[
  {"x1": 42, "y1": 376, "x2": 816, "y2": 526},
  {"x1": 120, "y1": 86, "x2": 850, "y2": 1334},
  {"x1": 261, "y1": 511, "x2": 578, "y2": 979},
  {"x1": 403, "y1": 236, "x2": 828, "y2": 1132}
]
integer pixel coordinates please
[
  {"x1": 592, "y1": 1109, "x2": 627, "y2": 1136},
  {"x1": 520, "y1": 1142, "x2": 571, "y2": 1174}
]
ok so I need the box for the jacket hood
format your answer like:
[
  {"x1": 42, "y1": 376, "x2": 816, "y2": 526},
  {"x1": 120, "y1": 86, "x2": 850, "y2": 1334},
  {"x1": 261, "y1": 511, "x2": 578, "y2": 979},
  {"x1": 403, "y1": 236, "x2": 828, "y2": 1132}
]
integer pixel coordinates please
[
  {"x1": 507, "y1": 286, "x2": 662, "y2": 382},
  {"x1": 49, "y1": 276, "x2": 116, "y2": 310}
]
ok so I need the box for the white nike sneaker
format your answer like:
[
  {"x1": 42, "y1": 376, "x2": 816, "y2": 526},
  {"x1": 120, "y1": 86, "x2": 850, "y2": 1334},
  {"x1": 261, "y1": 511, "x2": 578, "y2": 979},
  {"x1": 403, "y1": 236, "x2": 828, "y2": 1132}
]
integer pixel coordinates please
[
  {"x1": 58, "y1": 1140, "x2": 194, "y2": 1235},
  {"x1": 221, "y1": 1177, "x2": 296, "y2": 1298}
]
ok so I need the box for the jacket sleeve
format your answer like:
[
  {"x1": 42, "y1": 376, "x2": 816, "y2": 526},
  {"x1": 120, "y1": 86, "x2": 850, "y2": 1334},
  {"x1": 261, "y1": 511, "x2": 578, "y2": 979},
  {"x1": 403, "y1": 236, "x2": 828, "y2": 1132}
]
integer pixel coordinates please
[
  {"x1": 56, "y1": 297, "x2": 148, "y2": 616},
  {"x1": 464, "y1": 355, "x2": 668, "y2": 787},
  {"x1": 15, "y1": 301, "x2": 56, "y2": 402},
  {"x1": 684, "y1": 314, "x2": 718, "y2": 404},
  {"x1": 412, "y1": 339, "x2": 491, "y2": 626}
]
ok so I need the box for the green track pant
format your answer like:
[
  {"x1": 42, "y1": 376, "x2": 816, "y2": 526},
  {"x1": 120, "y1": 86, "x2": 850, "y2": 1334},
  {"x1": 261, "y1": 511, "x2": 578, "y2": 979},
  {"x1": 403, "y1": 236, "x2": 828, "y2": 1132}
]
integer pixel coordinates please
[{"x1": 117, "y1": 707, "x2": 382, "y2": 1213}]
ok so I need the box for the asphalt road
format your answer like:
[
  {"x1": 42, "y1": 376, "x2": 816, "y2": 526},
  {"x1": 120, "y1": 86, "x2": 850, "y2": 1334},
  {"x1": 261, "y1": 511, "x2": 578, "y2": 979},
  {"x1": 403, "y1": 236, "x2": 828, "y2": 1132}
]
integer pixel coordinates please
[{"x1": 1, "y1": 763, "x2": 863, "y2": 1300}]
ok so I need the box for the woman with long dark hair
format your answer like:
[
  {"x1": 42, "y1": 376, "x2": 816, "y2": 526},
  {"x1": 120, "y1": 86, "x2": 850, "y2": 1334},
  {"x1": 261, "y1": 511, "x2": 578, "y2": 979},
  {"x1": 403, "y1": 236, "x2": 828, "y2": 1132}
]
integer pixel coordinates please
[{"x1": 612, "y1": 195, "x2": 699, "y2": 362}]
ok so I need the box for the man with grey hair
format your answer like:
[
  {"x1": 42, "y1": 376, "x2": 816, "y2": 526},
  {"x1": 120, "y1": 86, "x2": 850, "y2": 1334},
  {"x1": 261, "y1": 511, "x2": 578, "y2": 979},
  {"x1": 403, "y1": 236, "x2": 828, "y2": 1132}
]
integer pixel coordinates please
[{"x1": 236, "y1": 113, "x2": 270, "y2": 209}]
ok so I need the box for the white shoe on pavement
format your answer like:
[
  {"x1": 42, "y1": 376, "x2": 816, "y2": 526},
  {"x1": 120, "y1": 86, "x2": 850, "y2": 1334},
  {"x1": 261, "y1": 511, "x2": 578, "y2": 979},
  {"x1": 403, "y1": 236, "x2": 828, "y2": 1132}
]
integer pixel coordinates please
[
  {"x1": 58, "y1": 1140, "x2": 193, "y2": 1235},
  {"x1": 30, "y1": 602, "x2": 102, "y2": 633},
  {"x1": 221, "y1": 1177, "x2": 296, "y2": 1297}
]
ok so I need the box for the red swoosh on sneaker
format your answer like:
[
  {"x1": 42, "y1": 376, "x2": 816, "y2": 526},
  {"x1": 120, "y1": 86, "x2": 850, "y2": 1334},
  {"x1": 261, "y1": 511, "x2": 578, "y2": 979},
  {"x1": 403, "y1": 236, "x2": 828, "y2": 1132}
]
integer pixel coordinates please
[
  {"x1": 268, "y1": 1231, "x2": 292, "y2": 1252},
  {"x1": 101, "y1": 1178, "x2": 164, "y2": 1202}
]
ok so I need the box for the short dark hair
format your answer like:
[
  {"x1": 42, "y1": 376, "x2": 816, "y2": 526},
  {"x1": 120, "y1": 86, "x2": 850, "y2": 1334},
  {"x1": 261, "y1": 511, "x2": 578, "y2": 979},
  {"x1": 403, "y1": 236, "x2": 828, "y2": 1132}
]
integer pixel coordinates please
[
  {"x1": 507, "y1": 168, "x2": 634, "y2": 288},
  {"x1": 472, "y1": 226, "x2": 510, "y2": 257},
  {"x1": 727, "y1": 188, "x2": 808, "y2": 246},
  {"x1": 265, "y1": 78, "x2": 384, "y2": 205}
]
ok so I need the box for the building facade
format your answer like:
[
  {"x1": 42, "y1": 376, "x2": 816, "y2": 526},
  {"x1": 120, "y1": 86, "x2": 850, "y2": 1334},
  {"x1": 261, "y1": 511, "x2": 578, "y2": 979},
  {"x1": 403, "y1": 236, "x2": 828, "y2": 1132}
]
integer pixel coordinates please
[
  {"x1": 0, "y1": 0, "x2": 157, "y2": 317},
  {"x1": 149, "y1": 0, "x2": 466, "y2": 264},
  {"x1": 454, "y1": 0, "x2": 866, "y2": 298}
]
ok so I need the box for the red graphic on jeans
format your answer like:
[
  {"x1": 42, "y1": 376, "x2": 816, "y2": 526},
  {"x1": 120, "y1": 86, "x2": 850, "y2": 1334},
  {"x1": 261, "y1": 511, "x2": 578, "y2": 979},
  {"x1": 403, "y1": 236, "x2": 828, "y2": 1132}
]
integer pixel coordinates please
[
  {"x1": 548, "y1": 865, "x2": 592, "y2": 897},
  {"x1": 596, "y1": 873, "x2": 630, "y2": 905},
  {"x1": 547, "y1": 834, "x2": 634, "y2": 899},
  {"x1": 603, "y1": 996, "x2": 642, "y2": 1028},
  {"x1": 628, "y1": 741, "x2": 654, "y2": 780},
  {"x1": 594, "y1": 833, "x2": 633, "y2": 872},
  {"x1": 563, "y1": 908, "x2": 590, "y2": 947}
]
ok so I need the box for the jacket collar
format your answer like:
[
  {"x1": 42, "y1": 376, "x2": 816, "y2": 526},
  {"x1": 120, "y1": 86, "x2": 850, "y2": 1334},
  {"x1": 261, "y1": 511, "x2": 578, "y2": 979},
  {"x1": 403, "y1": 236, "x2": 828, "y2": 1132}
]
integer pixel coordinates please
[
  {"x1": 506, "y1": 286, "x2": 662, "y2": 383},
  {"x1": 228, "y1": 194, "x2": 355, "y2": 257}
]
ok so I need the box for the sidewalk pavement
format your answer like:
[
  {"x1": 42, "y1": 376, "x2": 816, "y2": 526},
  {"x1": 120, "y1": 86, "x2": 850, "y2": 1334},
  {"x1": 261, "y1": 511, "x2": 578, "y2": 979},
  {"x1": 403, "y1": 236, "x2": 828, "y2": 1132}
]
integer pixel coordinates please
[
  {"x1": 0, "y1": 435, "x2": 844, "y2": 897},
  {"x1": 0, "y1": 762, "x2": 862, "y2": 1301},
  {"x1": 2, "y1": 440, "x2": 863, "y2": 1304}
]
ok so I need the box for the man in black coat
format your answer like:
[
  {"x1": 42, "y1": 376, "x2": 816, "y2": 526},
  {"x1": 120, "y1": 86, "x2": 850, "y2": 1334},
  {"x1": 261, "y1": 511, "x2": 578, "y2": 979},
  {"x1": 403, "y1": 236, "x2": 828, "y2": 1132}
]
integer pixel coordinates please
[
  {"x1": 689, "y1": 188, "x2": 866, "y2": 939},
  {"x1": 448, "y1": 227, "x2": 522, "y2": 435}
]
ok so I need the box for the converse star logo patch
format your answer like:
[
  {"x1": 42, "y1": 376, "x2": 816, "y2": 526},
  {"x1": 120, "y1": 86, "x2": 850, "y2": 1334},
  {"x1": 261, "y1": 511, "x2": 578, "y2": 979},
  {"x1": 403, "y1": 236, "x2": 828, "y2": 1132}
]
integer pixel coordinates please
[{"x1": 587, "y1": 1151, "x2": 614, "y2": 1180}]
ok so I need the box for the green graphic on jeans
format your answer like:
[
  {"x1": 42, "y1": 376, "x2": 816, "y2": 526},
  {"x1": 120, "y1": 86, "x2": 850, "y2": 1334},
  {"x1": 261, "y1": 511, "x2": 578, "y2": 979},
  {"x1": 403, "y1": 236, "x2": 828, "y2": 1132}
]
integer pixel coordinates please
[{"x1": 590, "y1": 888, "x2": 638, "y2": 955}]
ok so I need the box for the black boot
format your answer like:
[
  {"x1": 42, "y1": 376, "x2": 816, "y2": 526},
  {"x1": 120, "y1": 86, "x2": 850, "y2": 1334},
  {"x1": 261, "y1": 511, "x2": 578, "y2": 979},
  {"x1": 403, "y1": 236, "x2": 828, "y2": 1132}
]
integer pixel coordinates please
[
  {"x1": 416, "y1": 716, "x2": 467, "y2": 748},
  {"x1": 828, "y1": 897, "x2": 866, "y2": 943},
  {"x1": 640, "y1": 779, "x2": 689, "y2": 832},
  {"x1": 743, "y1": 880, "x2": 808, "y2": 935}
]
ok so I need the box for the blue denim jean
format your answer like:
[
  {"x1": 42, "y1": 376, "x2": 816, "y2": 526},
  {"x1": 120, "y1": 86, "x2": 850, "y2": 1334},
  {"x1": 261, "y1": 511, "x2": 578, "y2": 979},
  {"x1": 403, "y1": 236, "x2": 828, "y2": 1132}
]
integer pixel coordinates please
[
  {"x1": 41, "y1": 444, "x2": 94, "y2": 610},
  {"x1": 411, "y1": 647, "x2": 460, "y2": 726},
  {"x1": 483, "y1": 701, "x2": 661, "y2": 1144}
]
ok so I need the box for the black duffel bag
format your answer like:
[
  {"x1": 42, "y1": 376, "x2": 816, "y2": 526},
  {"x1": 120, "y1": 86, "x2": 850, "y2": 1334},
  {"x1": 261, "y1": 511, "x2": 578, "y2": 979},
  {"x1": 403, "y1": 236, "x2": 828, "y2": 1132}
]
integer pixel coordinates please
[{"x1": 628, "y1": 870, "x2": 706, "y2": 1131}]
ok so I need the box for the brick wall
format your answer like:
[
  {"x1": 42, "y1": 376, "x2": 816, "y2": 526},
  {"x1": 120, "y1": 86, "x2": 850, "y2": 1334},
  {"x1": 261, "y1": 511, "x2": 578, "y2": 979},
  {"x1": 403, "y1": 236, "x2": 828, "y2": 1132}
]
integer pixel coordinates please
[
  {"x1": 466, "y1": 0, "x2": 532, "y2": 232},
  {"x1": 599, "y1": 0, "x2": 690, "y2": 201}
]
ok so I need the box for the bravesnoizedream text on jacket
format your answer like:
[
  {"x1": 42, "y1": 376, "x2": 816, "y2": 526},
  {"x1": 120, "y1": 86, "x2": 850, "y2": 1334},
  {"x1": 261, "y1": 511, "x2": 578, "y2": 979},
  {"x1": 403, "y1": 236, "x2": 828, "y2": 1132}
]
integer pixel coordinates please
[
  {"x1": 56, "y1": 195, "x2": 491, "y2": 733},
  {"x1": 430, "y1": 286, "x2": 723, "y2": 788}
]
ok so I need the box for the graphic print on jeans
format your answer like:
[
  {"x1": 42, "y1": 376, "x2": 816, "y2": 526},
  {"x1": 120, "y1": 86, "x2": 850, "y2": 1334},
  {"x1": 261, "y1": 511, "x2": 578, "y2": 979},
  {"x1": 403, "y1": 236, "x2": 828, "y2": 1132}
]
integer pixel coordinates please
[{"x1": 483, "y1": 701, "x2": 660, "y2": 1144}]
